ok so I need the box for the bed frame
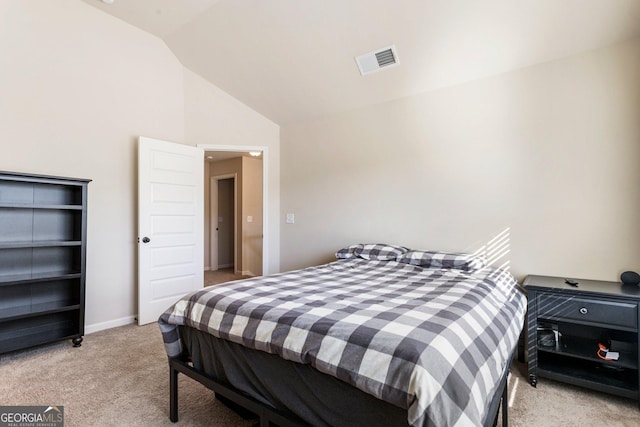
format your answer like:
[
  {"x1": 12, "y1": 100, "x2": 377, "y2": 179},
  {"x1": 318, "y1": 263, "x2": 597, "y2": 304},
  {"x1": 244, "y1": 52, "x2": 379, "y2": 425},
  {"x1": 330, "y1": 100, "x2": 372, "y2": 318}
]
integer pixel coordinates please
[{"x1": 168, "y1": 349, "x2": 514, "y2": 427}]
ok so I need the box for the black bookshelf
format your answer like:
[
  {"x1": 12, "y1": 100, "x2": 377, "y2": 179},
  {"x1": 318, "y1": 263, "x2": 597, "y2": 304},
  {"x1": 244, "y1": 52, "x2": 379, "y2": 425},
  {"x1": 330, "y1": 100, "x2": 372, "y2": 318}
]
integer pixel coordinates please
[{"x1": 0, "y1": 171, "x2": 90, "y2": 353}]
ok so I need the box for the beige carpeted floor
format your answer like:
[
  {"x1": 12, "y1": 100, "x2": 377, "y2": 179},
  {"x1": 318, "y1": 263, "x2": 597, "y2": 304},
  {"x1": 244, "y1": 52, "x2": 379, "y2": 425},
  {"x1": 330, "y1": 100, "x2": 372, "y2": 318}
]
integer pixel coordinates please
[
  {"x1": 0, "y1": 323, "x2": 254, "y2": 427},
  {"x1": 1, "y1": 323, "x2": 639, "y2": 426},
  {"x1": 499, "y1": 361, "x2": 640, "y2": 427}
]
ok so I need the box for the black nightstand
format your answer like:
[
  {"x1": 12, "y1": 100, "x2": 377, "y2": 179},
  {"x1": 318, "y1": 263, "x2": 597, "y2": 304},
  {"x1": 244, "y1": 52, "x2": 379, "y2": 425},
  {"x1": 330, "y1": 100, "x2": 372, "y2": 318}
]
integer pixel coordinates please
[{"x1": 524, "y1": 275, "x2": 640, "y2": 405}]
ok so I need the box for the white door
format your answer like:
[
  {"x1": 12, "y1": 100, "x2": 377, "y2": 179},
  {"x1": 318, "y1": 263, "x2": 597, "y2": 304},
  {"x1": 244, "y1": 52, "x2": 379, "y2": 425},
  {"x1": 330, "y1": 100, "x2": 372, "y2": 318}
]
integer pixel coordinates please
[{"x1": 138, "y1": 136, "x2": 204, "y2": 325}]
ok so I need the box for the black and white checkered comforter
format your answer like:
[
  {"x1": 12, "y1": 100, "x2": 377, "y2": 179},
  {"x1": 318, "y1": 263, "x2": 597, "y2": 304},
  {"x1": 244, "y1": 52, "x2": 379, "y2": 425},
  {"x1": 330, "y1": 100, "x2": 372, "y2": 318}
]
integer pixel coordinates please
[{"x1": 159, "y1": 259, "x2": 526, "y2": 426}]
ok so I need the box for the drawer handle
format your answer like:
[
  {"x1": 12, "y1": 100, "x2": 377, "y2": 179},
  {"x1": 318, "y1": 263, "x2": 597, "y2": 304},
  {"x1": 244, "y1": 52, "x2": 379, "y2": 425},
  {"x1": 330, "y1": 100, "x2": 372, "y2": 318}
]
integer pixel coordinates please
[{"x1": 579, "y1": 307, "x2": 588, "y2": 315}]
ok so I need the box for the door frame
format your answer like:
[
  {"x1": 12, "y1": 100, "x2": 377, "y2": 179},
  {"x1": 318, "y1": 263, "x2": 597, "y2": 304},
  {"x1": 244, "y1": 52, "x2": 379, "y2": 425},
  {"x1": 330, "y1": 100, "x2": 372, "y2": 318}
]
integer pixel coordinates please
[
  {"x1": 199, "y1": 143, "x2": 269, "y2": 275},
  {"x1": 210, "y1": 173, "x2": 237, "y2": 272}
]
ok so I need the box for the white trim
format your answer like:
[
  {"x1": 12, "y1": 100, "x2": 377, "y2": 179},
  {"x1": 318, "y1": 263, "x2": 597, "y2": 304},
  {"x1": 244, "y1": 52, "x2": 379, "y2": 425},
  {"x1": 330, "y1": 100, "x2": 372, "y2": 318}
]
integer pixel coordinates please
[
  {"x1": 85, "y1": 315, "x2": 136, "y2": 334},
  {"x1": 199, "y1": 144, "x2": 270, "y2": 274}
]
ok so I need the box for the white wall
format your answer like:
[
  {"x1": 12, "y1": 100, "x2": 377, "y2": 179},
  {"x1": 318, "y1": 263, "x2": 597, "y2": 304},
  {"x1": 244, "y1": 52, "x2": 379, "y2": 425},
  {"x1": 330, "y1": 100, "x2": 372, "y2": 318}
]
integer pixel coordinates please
[
  {"x1": 0, "y1": 0, "x2": 280, "y2": 333},
  {"x1": 0, "y1": 0, "x2": 184, "y2": 331},
  {"x1": 281, "y1": 38, "x2": 640, "y2": 282},
  {"x1": 242, "y1": 156, "x2": 264, "y2": 276}
]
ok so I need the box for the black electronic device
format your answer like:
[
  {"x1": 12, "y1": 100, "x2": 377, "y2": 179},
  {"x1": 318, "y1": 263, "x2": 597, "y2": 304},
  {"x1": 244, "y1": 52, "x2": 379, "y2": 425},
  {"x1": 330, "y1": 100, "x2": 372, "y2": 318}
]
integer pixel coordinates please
[
  {"x1": 620, "y1": 271, "x2": 640, "y2": 286},
  {"x1": 537, "y1": 328, "x2": 556, "y2": 348}
]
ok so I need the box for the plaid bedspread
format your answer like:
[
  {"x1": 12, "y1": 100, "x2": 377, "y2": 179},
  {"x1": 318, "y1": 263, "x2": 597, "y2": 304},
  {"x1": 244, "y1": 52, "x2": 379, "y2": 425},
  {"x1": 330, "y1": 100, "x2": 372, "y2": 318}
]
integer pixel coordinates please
[{"x1": 159, "y1": 259, "x2": 526, "y2": 426}]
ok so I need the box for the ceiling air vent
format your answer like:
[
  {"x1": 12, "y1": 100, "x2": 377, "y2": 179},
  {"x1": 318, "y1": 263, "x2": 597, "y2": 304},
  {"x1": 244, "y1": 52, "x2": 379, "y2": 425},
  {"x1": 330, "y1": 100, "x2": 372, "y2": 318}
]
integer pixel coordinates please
[{"x1": 355, "y1": 45, "x2": 399, "y2": 76}]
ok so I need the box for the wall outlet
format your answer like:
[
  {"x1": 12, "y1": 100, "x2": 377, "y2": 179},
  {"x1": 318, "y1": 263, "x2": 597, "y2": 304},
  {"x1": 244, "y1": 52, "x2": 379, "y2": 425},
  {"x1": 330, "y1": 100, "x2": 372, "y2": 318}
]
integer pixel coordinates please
[{"x1": 286, "y1": 213, "x2": 295, "y2": 224}]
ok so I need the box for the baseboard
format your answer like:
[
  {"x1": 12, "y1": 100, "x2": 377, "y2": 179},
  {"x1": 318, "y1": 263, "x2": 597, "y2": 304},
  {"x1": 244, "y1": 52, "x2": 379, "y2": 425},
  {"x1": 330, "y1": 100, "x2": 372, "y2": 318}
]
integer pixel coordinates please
[
  {"x1": 240, "y1": 270, "x2": 255, "y2": 277},
  {"x1": 218, "y1": 263, "x2": 233, "y2": 269},
  {"x1": 85, "y1": 315, "x2": 137, "y2": 335}
]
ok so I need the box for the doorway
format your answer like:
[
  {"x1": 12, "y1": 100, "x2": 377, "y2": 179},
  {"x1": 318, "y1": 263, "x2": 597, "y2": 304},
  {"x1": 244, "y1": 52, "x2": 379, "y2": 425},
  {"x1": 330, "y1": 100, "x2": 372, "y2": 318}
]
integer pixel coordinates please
[
  {"x1": 216, "y1": 177, "x2": 235, "y2": 268},
  {"x1": 202, "y1": 146, "x2": 266, "y2": 280},
  {"x1": 210, "y1": 174, "x2": 237, "y2": 272},
  {"x1": 206, "y1": 173, "x2": 244, "y2": 287}
]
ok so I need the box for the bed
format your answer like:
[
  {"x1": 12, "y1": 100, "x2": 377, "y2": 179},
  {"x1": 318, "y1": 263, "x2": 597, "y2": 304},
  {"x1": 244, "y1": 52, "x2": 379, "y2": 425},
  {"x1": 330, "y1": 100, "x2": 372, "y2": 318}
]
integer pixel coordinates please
[{"x1": 159, "y1": 244, "x2": 527, "y2": 426}]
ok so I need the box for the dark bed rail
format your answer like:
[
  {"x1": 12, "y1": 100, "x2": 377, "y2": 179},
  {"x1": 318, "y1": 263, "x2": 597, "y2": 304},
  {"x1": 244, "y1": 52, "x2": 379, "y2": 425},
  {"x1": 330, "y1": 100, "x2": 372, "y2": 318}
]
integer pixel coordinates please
[{"x1": 168, "y1": 351, "x2": 513, "y2": 427}]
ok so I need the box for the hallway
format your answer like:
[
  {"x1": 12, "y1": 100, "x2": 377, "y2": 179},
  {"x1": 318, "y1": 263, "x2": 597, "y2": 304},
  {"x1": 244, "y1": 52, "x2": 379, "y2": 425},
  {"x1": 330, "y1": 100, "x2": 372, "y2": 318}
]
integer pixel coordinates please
[{"x1": 204, "y1": 268, "x2": 252, "y2": 287}]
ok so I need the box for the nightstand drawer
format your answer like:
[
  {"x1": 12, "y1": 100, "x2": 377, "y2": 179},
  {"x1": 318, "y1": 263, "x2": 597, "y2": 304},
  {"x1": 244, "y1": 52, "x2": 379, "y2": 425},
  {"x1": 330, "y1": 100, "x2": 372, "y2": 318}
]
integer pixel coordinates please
[{"x1": 537, "y1": 294, "x2": 637, "y2": 329}]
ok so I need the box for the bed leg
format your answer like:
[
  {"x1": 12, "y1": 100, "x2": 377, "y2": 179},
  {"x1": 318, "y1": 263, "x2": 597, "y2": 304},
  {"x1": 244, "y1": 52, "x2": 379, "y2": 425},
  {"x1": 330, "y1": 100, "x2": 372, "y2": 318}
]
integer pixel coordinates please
[
  {"x1": 501, "y1": 373, "x2": 508, "y2": 427},
  {"x1": 170, "y1": 362, "x2": 179, "y2": 423}
]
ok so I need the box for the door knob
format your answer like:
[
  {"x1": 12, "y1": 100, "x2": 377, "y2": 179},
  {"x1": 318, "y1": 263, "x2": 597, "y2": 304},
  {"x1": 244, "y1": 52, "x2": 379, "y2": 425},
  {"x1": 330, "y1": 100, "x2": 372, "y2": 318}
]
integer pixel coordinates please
[{"x1": 142, "y1": 237, "x2": 151, "y2": 243}]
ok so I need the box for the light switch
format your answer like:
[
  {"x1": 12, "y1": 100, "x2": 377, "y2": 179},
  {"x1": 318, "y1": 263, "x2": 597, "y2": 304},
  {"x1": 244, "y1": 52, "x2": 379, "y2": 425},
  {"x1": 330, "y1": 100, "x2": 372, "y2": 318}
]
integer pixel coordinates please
[
  {"x1": 286, "y1": 213, "x2": 295, "y2": 224},
  {"x1": 247, "y1": 215, "x2": 253, "y2": 223},
  {"x1": 218, "y1": 216, "x2": 223, "y2": 222}
]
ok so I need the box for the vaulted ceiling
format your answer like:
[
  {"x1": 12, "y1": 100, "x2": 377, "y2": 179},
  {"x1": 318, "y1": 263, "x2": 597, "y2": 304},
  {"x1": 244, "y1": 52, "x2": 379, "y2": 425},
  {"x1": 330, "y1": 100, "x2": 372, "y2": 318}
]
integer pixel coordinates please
[{"x1": 84, "y1": 0, "x2": 640, "y2": 125}]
